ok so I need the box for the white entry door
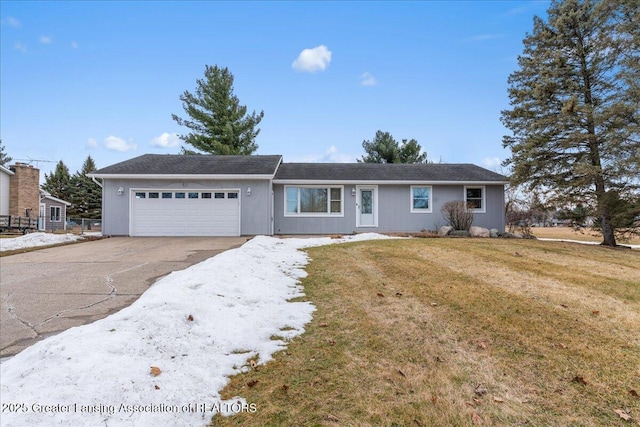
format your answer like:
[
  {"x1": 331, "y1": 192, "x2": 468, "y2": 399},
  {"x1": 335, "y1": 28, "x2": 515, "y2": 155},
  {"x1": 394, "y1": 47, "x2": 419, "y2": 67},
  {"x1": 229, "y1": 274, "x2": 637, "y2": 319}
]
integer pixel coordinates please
[
  {"x1": 357, "y1": 187, "x2": 377, "y2": 227},
  {"x1": 39, "y1": 203, "x2": 46, "y2": 231}
]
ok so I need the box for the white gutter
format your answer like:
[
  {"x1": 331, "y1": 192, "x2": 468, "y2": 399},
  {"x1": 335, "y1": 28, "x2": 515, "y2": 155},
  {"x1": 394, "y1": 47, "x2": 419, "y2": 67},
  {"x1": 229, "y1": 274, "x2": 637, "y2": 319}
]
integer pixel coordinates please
[
  {"x1": 272, "y1": 179, "x2": 509, "y2": 185},
  {"x1": 88, "y1": 174, "x2": 275, "y2": 180},
  {"x1": 91, "y1": 176, "x2": 103, "y2": 188}
]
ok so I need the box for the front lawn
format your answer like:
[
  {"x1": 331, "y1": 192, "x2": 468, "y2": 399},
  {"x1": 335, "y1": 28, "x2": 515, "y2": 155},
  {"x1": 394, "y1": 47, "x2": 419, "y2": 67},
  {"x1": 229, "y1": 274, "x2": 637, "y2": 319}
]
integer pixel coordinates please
[{"x1": 215, "y1": 238, "x2": 640, "y2": 426}]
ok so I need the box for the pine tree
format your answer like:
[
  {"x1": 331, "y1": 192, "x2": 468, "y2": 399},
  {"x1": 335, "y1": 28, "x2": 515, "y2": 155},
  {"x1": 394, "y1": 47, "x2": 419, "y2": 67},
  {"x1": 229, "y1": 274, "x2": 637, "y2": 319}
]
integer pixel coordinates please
[
  {"x1": 69, "y1": 156, "x2": 101, "y2": 219},
  {"x1": 358, "y1": 130, "x2": 428, "y2": 163},
  {"x1": 42, "y1": 161, "x2": 72, "y2": 202},
  {"x1": 501, "y1": 0, "x2": 640, "y2": 246},
  {"x1": 0, "y1": 139, "x2": 12, "y2": 166},
  {"x1": 172, "y1": 65, "x2": 264, "y2": 155}
]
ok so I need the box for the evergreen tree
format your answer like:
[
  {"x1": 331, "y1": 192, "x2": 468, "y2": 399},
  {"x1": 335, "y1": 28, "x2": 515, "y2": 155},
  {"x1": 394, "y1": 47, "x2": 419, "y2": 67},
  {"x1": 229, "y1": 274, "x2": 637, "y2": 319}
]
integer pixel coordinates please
[
  {"x1": 42, "y1": 161, "x2": 72, "y2": 202},
  {"x1": 358, "y1": 130, "x2": 428, "y2": 163},
  {"x1": 172, "y1": 65, "x2": 264, "y2": 155},
  {"x1": 69, "y1": 156, "x2": 101, "y2": 219},
  {"x1": 0, "y1": 139, "x2": 12, "y2": 166},
  {"x1": 501, "y1": 0, "x2": 640, "y2": 247}
]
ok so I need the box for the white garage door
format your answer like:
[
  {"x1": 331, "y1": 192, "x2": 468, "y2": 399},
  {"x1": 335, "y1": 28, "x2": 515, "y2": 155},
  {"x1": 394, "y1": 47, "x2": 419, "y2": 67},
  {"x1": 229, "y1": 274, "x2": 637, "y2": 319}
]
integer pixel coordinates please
[{"x1": 130, "y1": 190, "x2": 240, "y2": 236}]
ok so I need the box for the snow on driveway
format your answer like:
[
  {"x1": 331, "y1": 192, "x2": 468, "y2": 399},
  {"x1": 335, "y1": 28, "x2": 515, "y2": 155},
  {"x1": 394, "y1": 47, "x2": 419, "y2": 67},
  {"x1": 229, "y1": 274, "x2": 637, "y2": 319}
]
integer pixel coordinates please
[
  {"x1": 0, "y1": 234, "x2": 393, "y2": 426},
  {"x1": 0, "y1": 233, "x2": 82, "y2": 252}
]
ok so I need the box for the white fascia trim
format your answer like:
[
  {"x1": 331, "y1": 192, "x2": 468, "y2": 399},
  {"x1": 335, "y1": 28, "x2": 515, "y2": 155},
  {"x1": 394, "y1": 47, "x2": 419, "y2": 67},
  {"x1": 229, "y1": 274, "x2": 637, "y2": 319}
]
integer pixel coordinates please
[
  {"x1": 42, "y1": 195, "x2": 72, "y2": 206},
  {"x1": 273, "y1": 179, "x2": 508, "y2": 185},
  {"x1": 0, "y1": 165, "x2": 14, "y2": 175},
  {"x1": 89, "y1": 174, "x2": 275, "y2": 180}
]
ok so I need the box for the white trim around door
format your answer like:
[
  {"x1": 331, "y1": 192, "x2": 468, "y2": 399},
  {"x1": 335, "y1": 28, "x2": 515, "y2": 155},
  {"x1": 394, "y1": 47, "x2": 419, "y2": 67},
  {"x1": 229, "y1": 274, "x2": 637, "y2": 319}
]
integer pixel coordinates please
[
  {"x1": 356, "y1": 185, "x2": 378, "y2": 228},
  {"x1": 39, "y1": 203, "x2": 46, "y2": 231}
]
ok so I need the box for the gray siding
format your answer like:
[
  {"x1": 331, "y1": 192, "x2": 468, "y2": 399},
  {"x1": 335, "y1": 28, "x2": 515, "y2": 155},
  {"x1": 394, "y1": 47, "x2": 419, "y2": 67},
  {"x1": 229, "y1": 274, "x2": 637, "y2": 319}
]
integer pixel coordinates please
[
  {"x1": 101, "y1": 178, "x2": 272, "y2": 236},
  {"x1": 41, "y1": 199, "x2": 68, "y2": 232},
  {"x1": 273, "y1": 184, "x2": 505, "y2": 234}
]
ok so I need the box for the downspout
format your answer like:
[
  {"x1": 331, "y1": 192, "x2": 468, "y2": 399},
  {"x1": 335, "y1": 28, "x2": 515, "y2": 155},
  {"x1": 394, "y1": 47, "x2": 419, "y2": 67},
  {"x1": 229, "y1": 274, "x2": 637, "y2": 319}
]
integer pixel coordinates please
[
  {"x1": 90, "y1": 176, "x2": 104, "y2": 235},
  {"x1": 91, "y1": 176, "x2": 103, "y2": 188}
]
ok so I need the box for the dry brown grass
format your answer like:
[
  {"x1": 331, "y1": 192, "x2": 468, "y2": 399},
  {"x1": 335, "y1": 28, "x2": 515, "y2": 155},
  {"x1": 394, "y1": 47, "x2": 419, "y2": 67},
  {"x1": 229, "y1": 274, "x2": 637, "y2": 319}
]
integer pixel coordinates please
[{"x1": 214, "y1": 238, "x2": 640, "y2": 427}]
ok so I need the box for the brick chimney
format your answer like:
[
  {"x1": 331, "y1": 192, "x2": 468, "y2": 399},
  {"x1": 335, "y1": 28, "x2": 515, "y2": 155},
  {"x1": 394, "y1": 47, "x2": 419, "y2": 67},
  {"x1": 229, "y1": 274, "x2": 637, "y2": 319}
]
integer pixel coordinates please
[{"x1": 9, "y1": 163, "x2": 40, "y2": 218}]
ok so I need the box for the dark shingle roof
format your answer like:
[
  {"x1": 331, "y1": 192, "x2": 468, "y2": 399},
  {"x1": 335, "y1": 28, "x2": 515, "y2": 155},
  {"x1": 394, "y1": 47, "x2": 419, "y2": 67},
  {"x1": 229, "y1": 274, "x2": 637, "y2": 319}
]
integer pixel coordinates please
[
  {"x1": 274, "y1": 163, "x2": 506, "y2": 182},
  {"x1": 91, "y1": 154, "x2": 506, "y2": 183},
  {"x1": 91, "y1": 154, "x2": 282, "y2": 176}
]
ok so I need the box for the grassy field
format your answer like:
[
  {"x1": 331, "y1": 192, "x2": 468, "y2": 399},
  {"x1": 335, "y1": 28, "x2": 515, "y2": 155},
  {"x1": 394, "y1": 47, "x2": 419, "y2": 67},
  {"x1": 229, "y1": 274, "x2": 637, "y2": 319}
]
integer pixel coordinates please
[{"x1": 213, "y1": 238, "x2": 639, "y2": 427}]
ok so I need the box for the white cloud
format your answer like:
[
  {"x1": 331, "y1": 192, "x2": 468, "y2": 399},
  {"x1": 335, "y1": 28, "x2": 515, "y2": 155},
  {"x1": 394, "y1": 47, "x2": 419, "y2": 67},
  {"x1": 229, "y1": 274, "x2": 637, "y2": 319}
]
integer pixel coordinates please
[
  {"x1": 71, "y1": 41, "x2": 79, "y2": 49},
  {"x1": 4, "y1": 16, "x2": 21, "y2": 27},
  {"x1": 295, "y1": 145, "x2": 356, "y2": 163},
  {"x1": 104, "y1": 135, "x2": 137, "y2": 152},
  {"x1": 481, "y1": 157, "x2": 502, "y2": 170},
  {"x1": 292, "y1": 45, "x2": 332, "y2": 73},
  {"x1": 86, "y1": 138, "x2": 98, "y2": 149},
  {"x1": 359, "y1": 72, "x2": 377, "y2": 86},
  {"x1": 150, "y1": 132, "x2": 180, "y2": 148},
  {"x1": 14, "y1": 42, "x2": 27, "y2": 53},
  {"x1": 464, "y1": 34, "x2": 503, "y2": 42},
  {"x1": 39, "y1": 36, "x2": 53, "y2": 44}
]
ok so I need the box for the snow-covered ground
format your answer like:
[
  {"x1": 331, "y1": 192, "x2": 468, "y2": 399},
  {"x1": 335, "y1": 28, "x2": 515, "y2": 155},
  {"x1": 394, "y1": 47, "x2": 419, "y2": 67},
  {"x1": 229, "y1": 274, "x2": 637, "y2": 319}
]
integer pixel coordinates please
[
  {"x1": 0, "y1": 233, "x2": 82, "y2": 252},
  {"x1": 0, "y1": 234, "x2": 393, "y2": 427}
]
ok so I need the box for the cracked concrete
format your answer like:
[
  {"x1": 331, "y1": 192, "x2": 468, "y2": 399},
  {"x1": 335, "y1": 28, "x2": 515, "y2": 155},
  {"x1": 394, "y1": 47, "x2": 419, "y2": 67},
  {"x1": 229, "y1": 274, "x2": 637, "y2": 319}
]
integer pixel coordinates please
[{"x1": 0, "y1": 236, "x2": 247, "y2": 357}]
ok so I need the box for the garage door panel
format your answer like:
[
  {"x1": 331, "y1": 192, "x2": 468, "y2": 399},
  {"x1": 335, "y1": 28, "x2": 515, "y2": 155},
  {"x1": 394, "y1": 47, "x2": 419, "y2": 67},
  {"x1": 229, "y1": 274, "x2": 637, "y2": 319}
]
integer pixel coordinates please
[{"x1": 131, "y1": 190, "x2": 240, "y2": 236}]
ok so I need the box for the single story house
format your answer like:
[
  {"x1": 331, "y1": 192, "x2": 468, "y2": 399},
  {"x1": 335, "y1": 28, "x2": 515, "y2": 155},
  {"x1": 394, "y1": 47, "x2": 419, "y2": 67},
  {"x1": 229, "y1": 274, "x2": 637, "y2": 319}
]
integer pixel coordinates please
[
  {"x1": 39, "y1": 189, "x2": 72, "y2": 231},
  {"x1": 89, "y1": 154, "x2": 507, "y2": 237}
]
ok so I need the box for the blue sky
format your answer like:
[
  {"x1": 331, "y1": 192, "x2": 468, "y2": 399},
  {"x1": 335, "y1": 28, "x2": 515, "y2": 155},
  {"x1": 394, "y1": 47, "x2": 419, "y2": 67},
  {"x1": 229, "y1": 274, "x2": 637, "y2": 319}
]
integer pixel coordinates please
[{"x1": 1, "y1": 1, "x2": 550, "y2": 177}]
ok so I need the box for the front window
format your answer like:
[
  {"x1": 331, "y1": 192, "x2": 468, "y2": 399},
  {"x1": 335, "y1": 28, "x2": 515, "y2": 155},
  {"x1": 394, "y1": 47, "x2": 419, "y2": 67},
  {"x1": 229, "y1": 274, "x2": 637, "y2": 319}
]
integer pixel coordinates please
[
  {"x1": 50, "y1": 206, "x2": 61, "y2": 222},
  {"x1": 411, "y1": 186, "x2": 432, "y2": 213},
  {"x1": 300, "y1": 188, "x2": 328, "y2": 213},
  {"x1": 465, "y1": 186, "x2": 485, "y2": 212},
  {"x1": 285, "y1": 186, "x2": 343, "y2": 216}
]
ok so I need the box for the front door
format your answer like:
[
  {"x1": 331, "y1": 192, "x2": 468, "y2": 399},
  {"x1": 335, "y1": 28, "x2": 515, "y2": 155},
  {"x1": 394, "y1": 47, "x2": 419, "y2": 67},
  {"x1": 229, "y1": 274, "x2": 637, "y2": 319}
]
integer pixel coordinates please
[
  {"x1": 39, "y1": 203, "x2": 46, "y2": 231},
  {"x1": 357, "y1": 187, "x2": 376, "y2": 227}
]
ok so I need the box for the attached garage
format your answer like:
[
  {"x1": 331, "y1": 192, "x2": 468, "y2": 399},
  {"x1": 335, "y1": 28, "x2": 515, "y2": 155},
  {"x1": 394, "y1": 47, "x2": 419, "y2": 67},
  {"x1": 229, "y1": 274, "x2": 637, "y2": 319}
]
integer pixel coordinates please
[
  {"x1": 90, "y1": 155, "x2": 282, "y2": 237},
  {"x1": 130, "y1": 189, "x2": 240, "y2": 236}
]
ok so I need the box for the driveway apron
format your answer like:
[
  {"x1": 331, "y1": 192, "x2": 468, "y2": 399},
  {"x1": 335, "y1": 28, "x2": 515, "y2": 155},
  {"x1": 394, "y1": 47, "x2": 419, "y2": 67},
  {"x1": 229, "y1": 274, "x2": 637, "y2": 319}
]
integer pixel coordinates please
[{"x1": 0, "y1": 236, "x2": 247, "y2": 357}]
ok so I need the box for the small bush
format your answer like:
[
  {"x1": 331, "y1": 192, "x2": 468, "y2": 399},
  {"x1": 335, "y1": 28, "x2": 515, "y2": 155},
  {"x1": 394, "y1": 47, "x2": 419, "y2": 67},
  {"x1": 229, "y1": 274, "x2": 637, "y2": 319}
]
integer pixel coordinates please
[{"x1": 440, "y1": 200, "x2": 474, "y2": 230}]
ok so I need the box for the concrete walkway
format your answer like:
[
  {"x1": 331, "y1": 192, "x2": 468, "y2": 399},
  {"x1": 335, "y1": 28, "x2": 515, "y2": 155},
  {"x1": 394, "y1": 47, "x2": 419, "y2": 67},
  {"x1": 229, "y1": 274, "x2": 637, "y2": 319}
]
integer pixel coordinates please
[{"x1": 0, "y1": 236, "x2": 248, "y2": 357}]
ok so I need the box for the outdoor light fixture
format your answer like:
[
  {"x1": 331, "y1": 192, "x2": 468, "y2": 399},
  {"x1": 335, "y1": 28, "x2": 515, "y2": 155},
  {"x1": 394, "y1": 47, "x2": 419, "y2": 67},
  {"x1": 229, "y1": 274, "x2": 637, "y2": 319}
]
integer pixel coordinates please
[
  {"x1": 351, "y1": 187, "x2": 356, "y2": 196},
  {"x1": 247, "y1": 187, "x2": 251, "y2": 196},
  {"x1": 117, "y1": 187, "x2": 124, "y2": 195}
]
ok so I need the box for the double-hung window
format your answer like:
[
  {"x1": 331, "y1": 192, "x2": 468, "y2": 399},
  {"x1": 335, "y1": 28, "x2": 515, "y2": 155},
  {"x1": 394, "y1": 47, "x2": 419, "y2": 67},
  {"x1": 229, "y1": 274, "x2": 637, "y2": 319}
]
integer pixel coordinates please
[
  {"x1": 465, "y1": 186, "x2": 485, "y2": 212},
  {"x1": 50, "y1": 206, "x2": 61, "y2": 222},
  {"x1": 411, "y1": 186, "x2": 432, "y2": 213},
  {"x1": 285, "y1": 186, "x2": 343, "y2": 216}
]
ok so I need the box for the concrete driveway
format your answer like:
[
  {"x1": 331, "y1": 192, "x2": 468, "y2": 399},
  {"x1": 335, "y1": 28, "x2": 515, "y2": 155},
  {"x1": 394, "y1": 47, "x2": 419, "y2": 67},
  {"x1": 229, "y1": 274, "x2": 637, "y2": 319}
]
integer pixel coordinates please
[{"x1": 0, "y1": 236, "x2": 248, "y2": 357}]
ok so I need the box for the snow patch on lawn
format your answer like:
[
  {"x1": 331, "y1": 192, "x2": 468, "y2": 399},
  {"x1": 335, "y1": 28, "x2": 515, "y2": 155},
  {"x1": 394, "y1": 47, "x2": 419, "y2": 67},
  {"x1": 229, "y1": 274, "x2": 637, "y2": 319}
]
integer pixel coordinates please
[
  {"x1": 0, "y1": 234, "x2": 394, "y2": 426},
  {"x1": 537, "y1": 237, "x2": 640, "y2": 249},
  {"x1": 0, "y1": 232, "x2": 82, "y2": 252}
]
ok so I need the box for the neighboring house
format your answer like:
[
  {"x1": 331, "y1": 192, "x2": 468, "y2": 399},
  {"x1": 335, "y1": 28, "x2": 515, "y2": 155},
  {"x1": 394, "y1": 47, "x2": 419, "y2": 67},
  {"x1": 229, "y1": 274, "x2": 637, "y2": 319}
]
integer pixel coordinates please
[
  {"x1": 0, "y1": 165, "x2": 14, "y2": 215},
  {"x1": 39, "y1": 189, "x2": 71, "y2": 231},
  {"x1": 89, "y1": 154, "x2": 507, "y2": 237}
]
